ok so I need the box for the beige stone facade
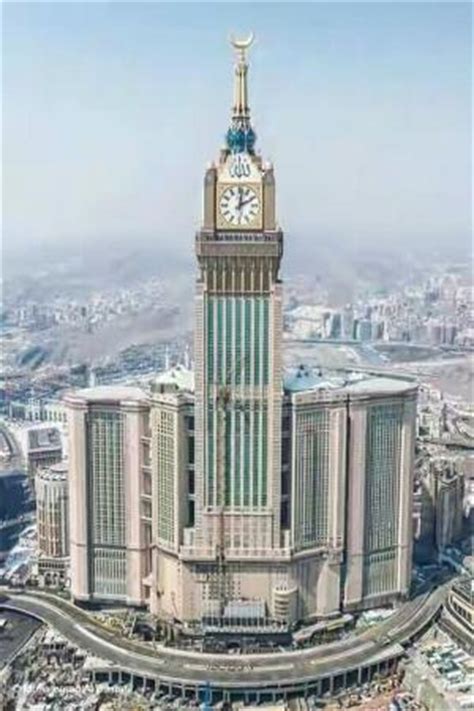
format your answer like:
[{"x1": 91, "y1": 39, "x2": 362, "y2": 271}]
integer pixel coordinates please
[
  {"x1": 34, "y1": 461, "x2": 69, "y2": 585},
  {"x1": 146, "y1": 370, "x2": 417, "y2": 624},
  {"x1": 66, "y1": 386, "x2": 151, "y2": 606},
  {"x1": 65, "y1": 42, "x2": 417, "y2": 627}
]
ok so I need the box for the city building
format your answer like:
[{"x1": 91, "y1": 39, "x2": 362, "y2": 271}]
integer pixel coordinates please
[
  {"x1": 355, "y1": 318, "x2": 372, "y2": 342},
  {"x1": 34, "y1": 461, "x2": 69, "y2": 586},
  {"x1": 285, "y1": 366, "x2": 416, "y2": 615},
  {"x1": 65, "y1": 386, "x2": 151, "y2": 606},
  {"x1": 148, "y1": 366, "x2": 195, "y2": 618},
  {"x1": 66, "y1": 38, "x2": 417, "y2": 627},
  {"x1": 15, "y1": 424, "x2": 63, "y2": 476},
  {"x1": 143, "y1": 362, "x2": 416, "y2": 623},
  {"x1": 403, "y1": 633, "x2": 473, "y2": 711},
  {"x1": 440, "y1": 577, "x2": 473, "y2": 651},
  {"x1": 433, "y1": 459, "x2": 465, "y2": 552},
  {"x1": 8, "y1": 399, "x2": 68, "y2": 425},
  {"x1": 153, "y1": 39, "x2": 416, "y2": 625},
  {"x1": 341, "y1": 304, "x2": 355, "y2": 339},
  {"x1": 414, "y1": 452, "x2": 466, "y2": 562}
]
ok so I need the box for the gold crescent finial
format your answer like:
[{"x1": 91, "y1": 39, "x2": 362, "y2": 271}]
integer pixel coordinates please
[{"x1": 229, "y1": 32, "x2": 254, "y2": 62}]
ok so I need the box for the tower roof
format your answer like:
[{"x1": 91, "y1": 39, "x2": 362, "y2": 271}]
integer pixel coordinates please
[
  {"x1": 231, "y1": 33, "x2": 254, "y2": 120},
  {"x1": 226, "y1": 33, "x2": 257, "y2": 154}
]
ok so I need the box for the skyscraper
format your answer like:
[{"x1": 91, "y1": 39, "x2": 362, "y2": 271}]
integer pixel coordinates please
[
  {"x1": 195, "y1": 34, "x2": 283, "y2": 558},
  {"x1": 34, "y1": 462, "x2": 69, "y2": 587},
  {"x1": 66, "y1": 386, "x2": 151, "y2": 605},
  {"x1": 67, "y1": 38, "x2": 417, "y2": 628}
]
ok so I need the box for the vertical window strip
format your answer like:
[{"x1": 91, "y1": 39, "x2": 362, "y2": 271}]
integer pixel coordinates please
[
  {"x1": 263, "y1": 299, "x2": 269, "y2": 385},
  {"x1": 225, "y1": 298, "x2": 233, "y2": 383},
  {"x1": 217, "y1": 298, "x2": 224, "y2": 384},
  {"x1": 254, "y1": 298, "x2": 261, "y2": 386},
  {"x1": 207, "y1": 299, "x2": 214, "y2": 383},
  {"x1": 207, "y1": 406, "x2": 214, "y2": 507},
  {"x1": 234, "y1": 411, "x2": 241, "y2": 507},
  {"x1": 235, "y1": 298, "x2": 242, "y2": 386},
  {"x1": 261, "y1": 406, "x2": 268, "y2": 507},
  {"x1": 244, "y1": 299, "x2": 252, "y2": 386},
  {"x1": 224, "y1": 410, "x2": 232, "y2": 506},
  {"x1": 364, "y1": 405, "x2": 402, "y2": 554},
  {"x1": 243, "y1": 404, "x2": 251, "y2": 507}
]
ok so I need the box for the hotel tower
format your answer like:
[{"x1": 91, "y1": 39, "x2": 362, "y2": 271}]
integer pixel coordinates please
[
  {"x1": 195, "y1": 36, "x2": 283, "y2": 558},
  {"x1": 68, "y1": 38, "x2": 417, "y2": 627}
]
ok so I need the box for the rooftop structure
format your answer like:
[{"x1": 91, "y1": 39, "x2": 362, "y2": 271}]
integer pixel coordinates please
[
  {"x1": 283, "y1": 364, "x2": 416, "y2": 396},
  {"x1": 65, "y1": 385, "x2": 148, "y2": 404},
  {"x1": 152, "y1": 364, "x2": 194, "y2": 393}
]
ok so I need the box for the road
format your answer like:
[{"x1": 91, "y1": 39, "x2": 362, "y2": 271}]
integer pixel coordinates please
[
  {"x1": 0, "y1": 583, "x2": 449, "y2": 692},
  {"x1": 0, "y1": 609, "x2": 41, "y2": 668},
  {"x1": 0, "y1": 422, "x2": 22, "y2": 462}
]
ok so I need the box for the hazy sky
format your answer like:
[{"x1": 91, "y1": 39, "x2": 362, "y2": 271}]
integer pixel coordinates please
[{"x1": 3, "y1": 2, "x2": 472, "y2": 260}]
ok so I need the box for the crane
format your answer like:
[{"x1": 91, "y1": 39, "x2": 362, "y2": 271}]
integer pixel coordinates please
[
  {"x1": 211, "y1": 350, "x2": 249, "y2": 627},
  {"x1": 214, "y1": 382, "x2": 231, "y2": 624}
]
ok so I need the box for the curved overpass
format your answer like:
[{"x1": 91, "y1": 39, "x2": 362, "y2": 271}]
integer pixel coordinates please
[
  {"x1": 0, "y1": 584, "x2": 449, "y2": 700},
  {"x1": 0, "y1": 422, "x2": 23, "y2": 468}
]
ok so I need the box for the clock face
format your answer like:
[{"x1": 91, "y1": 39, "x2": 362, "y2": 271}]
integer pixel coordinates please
[{"x1": 219, "y1": 185, "x2": 260, "y2": 227}]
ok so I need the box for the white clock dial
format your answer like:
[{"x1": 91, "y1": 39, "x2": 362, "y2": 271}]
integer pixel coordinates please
[{"x1": 219, "y1": 185, "x2": 260, "y2": 226}]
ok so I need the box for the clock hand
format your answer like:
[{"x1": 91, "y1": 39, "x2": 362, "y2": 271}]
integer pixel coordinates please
[{"x1": 239, "y1": 195, "x2": 256, "y2": 208}]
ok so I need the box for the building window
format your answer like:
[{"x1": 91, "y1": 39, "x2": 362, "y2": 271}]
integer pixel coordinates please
[
  {"x1": 188, "y1": 499, "x2": 195, "y2": 527},
  {"x1": 141, "y1": 499, "x2": 152, "y2": 520},
  {"x1": 280, "y1": 500, "x2": 289, "y2": 529},
  {"x1": 142, "y1": 471, "x2": 152, "y2": 496},
  {"x1": 154, "y1": 409, "x2": 176, "y2": 545},
  {"x1": 188, "y1": 435, "x2": 195, "y2": 465},
  {"x1": 294, "y1": 410, "x2": 330, "y2": 549}
]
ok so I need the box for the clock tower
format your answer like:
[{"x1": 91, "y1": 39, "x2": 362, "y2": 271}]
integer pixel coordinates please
[{"x1": 194, "y1": 34, "x2": 284, "y2": 590}]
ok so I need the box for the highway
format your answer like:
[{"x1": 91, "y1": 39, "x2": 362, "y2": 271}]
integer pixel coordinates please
[
  {"x1": 0, "y1": 422, "x2": 22, "y2": 464},
  {"x1": 0, "y1": 582, "x2": 449, "y2": 694}
]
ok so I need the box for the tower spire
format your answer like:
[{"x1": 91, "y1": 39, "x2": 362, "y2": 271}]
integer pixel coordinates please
[
  {"x1": 226, "y1": 33, "x2": 257, "y2": 154},
  {"x1": 231, "y1": 33, "x2": 254, "y2": 120}
]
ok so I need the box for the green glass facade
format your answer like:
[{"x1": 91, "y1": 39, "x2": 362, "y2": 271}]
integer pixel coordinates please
[
  {"x1": 362, "y1": 403, "x2": 403, "y2": 596},
  {"x1": 205, "y1": 295, "x2": 270, "y2": 510},
  {"x1": 293, "y1": 409, "x2": 331, "y2": 549},
  {"x1": 86, "y1": 410, "x2": 127, "y2": 598},
  {"x1": 154, "y1": 408, "x2": 176, "y2": 546}
]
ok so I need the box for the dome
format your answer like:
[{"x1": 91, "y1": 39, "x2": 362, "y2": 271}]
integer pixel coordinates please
[
  {"x1": 246, "y1": 126, "x2": 256, "y2": 151},
  {"x1": 226, "y1": 124, "x2": 257, "y2": 154}
]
